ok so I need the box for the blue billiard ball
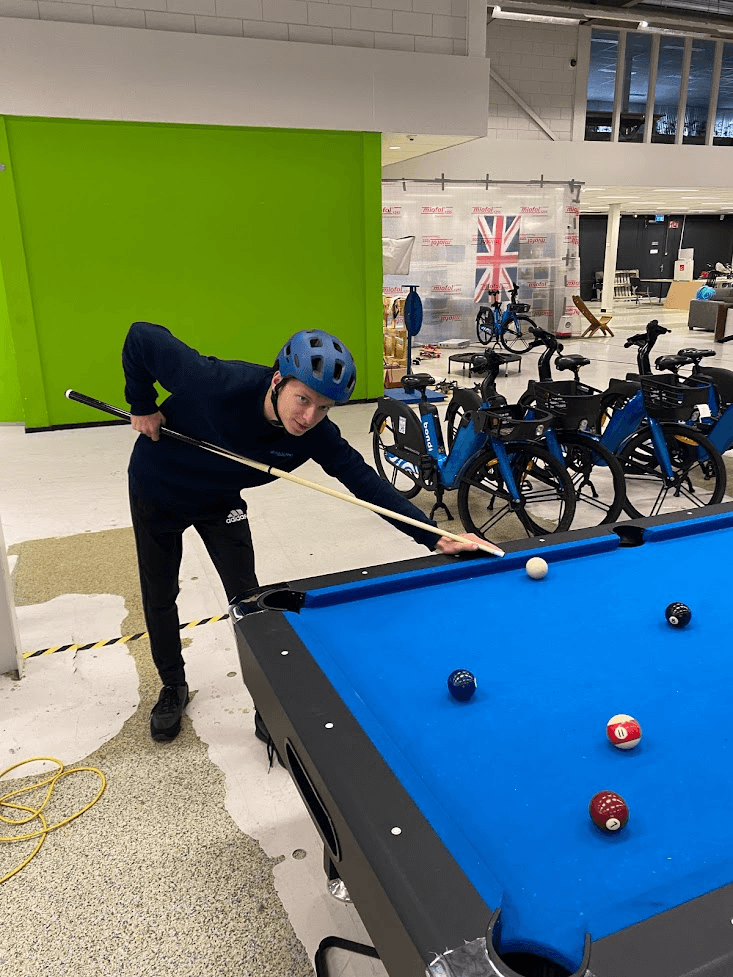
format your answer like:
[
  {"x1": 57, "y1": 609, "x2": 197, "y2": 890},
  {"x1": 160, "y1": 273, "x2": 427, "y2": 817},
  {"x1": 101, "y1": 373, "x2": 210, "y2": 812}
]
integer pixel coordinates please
[
  {"x1": 666, "y1": 602, "x2": 691, "y2": 628},
  {"x1": 447, "y1": 669, "x2": 477, "y2": 702}
]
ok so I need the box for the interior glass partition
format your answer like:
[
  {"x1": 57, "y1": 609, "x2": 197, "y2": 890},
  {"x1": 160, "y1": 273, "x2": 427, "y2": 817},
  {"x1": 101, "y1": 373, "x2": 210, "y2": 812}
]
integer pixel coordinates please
[
  {"x1": 585, "y1": 30, "x2": 619, "y2": 141},
  {"x1": 683, "y1": 39, "x2": 715, "y2": 144},
  {"x1": 652, "y1": 37, "x2": 685, "y2": 142}
]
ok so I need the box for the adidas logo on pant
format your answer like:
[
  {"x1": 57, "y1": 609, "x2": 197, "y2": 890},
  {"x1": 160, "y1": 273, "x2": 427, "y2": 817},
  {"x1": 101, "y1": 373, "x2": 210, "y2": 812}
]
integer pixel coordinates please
[{"x1": 225, "y1": 508, "x2": 248, "y2": 524}]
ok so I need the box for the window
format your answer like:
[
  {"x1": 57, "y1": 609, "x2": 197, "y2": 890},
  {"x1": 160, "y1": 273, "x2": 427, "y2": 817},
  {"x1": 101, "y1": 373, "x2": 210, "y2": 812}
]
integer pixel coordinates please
[
  {"x1": 586, "y1": 30, "x2": 619, "y2": 142},
  {"x1": 683, "y1": 39, "x2": 715, "y2": 144},
  {"x1": 652, "y1": 37, "x2": 685, "y2": 142},
  {"x1": 620, "y1": 32, "x2": 652, "y2": 142},
  {"x1": 713, "y1": 42, "x2": 733, "y2": 146}
]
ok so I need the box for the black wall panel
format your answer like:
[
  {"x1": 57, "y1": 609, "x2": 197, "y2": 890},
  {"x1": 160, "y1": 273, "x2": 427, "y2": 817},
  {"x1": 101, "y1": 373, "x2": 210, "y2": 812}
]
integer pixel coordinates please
[{"x1": 579, "y1": 215, "x2": 733, "y2": 300}]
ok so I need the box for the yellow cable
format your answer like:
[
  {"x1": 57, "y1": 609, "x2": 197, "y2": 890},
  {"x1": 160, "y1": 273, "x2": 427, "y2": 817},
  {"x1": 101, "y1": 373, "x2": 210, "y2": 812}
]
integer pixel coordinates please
[{"x1": 0, "y1": 757, "x2": 107, "y2": 884}]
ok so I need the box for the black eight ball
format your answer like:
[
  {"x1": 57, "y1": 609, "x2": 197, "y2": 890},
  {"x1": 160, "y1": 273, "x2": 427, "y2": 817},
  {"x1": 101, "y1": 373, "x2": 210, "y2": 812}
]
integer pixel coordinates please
[
  {"x1": 447, "y1": 669, "x2": 477, "y2": 701},
  {"x1": 665, "y1": 602, "x2": 691, "y2": 628}
]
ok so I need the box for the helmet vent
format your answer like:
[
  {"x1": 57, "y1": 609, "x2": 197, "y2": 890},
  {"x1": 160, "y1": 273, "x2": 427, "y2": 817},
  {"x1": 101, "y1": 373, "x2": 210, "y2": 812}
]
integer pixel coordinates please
[
  {"x1": 311, "y1": 356, "x2": 324, "y2": 379},
  {"x1": 309, "y1": 336, "x2": 324, "y2": 348},
  {"x1": 332, "y1": 362, "x2": 343, "y2": 382}
]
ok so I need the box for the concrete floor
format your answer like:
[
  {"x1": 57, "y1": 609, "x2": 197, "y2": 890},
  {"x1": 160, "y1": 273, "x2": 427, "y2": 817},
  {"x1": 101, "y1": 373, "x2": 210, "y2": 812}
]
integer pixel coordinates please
[{"x1": 1, "y1": 303, "x2": 729, "y2": 977}]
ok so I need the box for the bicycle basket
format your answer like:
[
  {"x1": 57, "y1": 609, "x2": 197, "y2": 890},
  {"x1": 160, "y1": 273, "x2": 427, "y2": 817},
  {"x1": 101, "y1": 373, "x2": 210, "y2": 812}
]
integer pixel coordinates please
[
  {"x1": 508, "y1": 302, "x2": 530, "y2": 313},
  {"x1": 640, "y1": 373, "x2": 711, "y2": 421},
  {"x1": 533, "y1": 380, "x2": 603, "y2": 433},
  {"x1": 472, "y1": 404, "x2": 554, "y2": 441}
]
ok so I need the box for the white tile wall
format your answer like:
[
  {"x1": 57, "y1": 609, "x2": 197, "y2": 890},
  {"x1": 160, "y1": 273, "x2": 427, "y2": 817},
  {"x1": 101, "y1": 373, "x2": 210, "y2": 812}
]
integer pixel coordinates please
[
  {"x1": 0, "y1": 0, "x2": 466, "y2": 52},
  {"x1": 486, "y1": 19, "x2": 579, "y2": 142}
]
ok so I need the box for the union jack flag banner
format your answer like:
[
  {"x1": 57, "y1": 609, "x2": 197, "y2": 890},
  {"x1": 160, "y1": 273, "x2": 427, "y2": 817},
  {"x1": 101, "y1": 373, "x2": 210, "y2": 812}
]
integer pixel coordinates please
[
  {"x1": 474, "y1": 214, "x2": 521, "y2": 303},
  {"x1": 381, "y1": 181, "x2": 579, "y2": 342}
]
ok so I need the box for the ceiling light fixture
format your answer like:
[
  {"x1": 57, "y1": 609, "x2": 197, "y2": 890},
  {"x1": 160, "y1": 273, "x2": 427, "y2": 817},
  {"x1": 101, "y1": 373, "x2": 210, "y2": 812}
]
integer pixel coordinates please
[
  {"x1": 492, "y1": 6, "x2": 579, "y2": 26},
  {"x1": 388, "y1": 145, "x2": 401, "y2": 150}
]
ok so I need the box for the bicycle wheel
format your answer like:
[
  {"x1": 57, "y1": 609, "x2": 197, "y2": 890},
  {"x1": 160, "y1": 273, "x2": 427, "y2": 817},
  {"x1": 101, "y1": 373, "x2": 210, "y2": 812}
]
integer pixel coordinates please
[
  {"x1": 446, "y1": 401, "x2": 469, "y2": 451},
  {"x1": 617, "y1": 422, "x2": 727, "y2": 519},
  {"x1": 476, "y1": 308, "x2": 493, "y2": 346},
  {"x1": 501, "y1": 315, "x2": 535, "y2": 354},
  {"x1": 372, "y1": 413, "x2": 422, "y2": 499},
  {"x1": 555, "y1": 432, "x2": 626, "y2": 527},
  {"x1": 598, "y1": 389, "x2": 630, "y2": 434},
  {"x1": 446, "y1": 393, "x2": 481, "y2": 450},
  {"x1": 457, "y1": 443, "x2": 575, "y2": 539}
]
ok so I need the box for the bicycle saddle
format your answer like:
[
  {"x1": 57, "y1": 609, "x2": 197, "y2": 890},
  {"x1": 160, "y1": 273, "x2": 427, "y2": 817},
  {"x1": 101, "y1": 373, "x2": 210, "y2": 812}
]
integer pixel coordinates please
[
  {"x1": 677, "y1": 348, "x2": 716, "y2": 360},
  {"x1": 556, "y1": 355, "x2": 590, "y2": 371},
  {"x1": 401, "y1": 373, "x2": 435, "y2": 392},
  {"x1": 655, "y1": 354, "x2": 692, "y2": 373}
]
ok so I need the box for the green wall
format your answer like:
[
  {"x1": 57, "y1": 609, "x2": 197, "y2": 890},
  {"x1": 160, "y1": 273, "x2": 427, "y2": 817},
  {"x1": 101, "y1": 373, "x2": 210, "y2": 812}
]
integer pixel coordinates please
[
  {"x1": 0, "y1": 117, "x2": 383, "y2": 428},
  {"x1": 0, "y1": 254, "x2": 22, "y2": 423}
]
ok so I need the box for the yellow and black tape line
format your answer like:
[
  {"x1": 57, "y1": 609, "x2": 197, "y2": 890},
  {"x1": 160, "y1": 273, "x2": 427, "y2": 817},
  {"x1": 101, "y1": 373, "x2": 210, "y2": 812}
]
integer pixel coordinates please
[{"x1": 23, "y1": 614, "x2": 230, "y2": 660}]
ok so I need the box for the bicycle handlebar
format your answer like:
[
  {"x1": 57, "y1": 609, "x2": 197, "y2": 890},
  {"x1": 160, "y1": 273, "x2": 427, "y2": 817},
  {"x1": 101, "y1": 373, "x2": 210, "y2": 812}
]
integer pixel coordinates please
[{"x1": 623, "y1": 319, "x2": 670, "y2": 349}]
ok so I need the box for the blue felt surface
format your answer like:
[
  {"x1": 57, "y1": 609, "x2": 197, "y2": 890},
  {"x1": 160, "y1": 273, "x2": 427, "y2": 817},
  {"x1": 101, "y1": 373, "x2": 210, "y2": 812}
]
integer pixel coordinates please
[{"x1": 285, "y1": 516, "x2": 733, "y2": 971}]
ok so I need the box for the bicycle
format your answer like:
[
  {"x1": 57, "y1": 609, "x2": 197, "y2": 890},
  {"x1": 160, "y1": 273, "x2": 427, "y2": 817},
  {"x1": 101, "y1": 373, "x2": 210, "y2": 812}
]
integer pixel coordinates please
[
  {"x1": 454, "y1": 320, "x2": 727, "y2": 521},
  {"x1": 475, "y1": 282, "x2": 536, "y2": 354},
  {"x1": 445, "y1": 334, "x2": 627, "y2": 529},
  {"x1": 371, "y1": 373, "x2": 576, "y2": 540},
  {"x1": 584, "y1": 321, "x2": 727, "y2": 519},
  {"x1": 654, "y1": 345, "x2": 733, "y2": 458}
]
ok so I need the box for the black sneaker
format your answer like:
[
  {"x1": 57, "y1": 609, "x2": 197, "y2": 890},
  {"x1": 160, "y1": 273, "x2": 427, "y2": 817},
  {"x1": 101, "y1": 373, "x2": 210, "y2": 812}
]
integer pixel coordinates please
[{"x1": 150, "y1": 684, "x2": 189, "y2": 742}]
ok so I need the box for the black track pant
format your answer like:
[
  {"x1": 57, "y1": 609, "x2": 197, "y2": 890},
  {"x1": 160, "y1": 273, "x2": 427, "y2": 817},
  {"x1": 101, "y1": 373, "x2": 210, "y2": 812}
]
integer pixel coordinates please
[{"x1": 130, "y1": 487, "x2": 258, "y2": 686}]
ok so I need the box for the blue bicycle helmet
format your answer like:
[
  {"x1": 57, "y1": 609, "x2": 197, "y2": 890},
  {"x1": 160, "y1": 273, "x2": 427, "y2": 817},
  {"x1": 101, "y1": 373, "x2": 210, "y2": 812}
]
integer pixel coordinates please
[
  {"x1": 275, "y1": 330, "x2": 357, "y2": 403},
  {"x1": 696, "y1": 285, "x2": 716, "y2": 300}
]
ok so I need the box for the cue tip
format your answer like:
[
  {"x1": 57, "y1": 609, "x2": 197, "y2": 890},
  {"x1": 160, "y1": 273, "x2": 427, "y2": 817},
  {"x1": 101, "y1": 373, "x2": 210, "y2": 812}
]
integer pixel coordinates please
[{"x1": 479, "y1": 542, "x2": 505, "y2": 557}]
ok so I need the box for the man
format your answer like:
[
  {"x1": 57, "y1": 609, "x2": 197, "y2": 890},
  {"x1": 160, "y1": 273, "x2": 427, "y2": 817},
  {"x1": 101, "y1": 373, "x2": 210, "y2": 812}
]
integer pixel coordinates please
[{"x1": 123, "y1": 322, "x2": 480, "y2": 743}]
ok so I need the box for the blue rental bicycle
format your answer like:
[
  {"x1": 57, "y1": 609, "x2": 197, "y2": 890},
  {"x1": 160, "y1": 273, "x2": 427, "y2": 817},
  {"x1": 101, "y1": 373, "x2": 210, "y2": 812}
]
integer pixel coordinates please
[
  {"x1": 651, "y1": 345, "x2": 733, "y2": 457},
  {"x1": 475, "y1": 282, "x2": 536, "y2": 354},
  {"x1": 552, "y1": 320, "x2": 727, "y2": 519},
  {"x1": 444, "y1": 331, "x2": 627, "y2": 528},
  {"x1": 446, "y1": 319, "x2": 726, "y2": 521},
  {"x1": 371, "y1": 373, "x2": 576, "y2": 539}
]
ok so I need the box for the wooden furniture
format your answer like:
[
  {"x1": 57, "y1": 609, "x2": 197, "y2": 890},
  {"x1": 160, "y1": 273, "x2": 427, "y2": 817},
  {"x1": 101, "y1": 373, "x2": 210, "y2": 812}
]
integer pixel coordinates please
[
  {"x1": 593, "y1": 270, "x2": 640, "y2": 302},
  {"x1": 665, "y1": 280, "x2": 706, "y2": 311},
  {"x1": 572, "y1": 296, "x2": 614, "y2": 338},
  {"x1": 383, "y1": 324, "x2": 408, "y2": 388}
]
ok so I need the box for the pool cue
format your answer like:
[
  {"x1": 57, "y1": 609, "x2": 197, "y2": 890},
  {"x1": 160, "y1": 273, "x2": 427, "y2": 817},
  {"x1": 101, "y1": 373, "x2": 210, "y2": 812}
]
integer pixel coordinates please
[{"x1": 65, "y1": 390, "x2": 505, "y2": 557}]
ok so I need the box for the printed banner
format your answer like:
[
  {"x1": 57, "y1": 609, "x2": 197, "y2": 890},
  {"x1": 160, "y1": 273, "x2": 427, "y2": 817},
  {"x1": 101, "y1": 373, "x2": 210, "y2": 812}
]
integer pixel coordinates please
[{"x1": 382, "y1": 182, "x2": 581, "y2": 342}]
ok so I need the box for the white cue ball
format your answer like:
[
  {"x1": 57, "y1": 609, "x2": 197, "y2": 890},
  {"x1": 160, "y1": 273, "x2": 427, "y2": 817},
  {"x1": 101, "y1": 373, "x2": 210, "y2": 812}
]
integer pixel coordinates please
[{"x1": 525, "y1": 557, "x2": 548, "y2": 580}]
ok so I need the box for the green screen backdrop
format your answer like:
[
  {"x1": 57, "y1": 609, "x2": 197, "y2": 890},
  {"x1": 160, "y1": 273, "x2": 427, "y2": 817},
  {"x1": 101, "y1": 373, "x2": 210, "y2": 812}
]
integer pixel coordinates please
[
  {"x1": 0, "y1": 117, "x2": 382, "y2": 428},
  {"x1": 0, "y1": 256, "x2": 22, "y2": 423}
]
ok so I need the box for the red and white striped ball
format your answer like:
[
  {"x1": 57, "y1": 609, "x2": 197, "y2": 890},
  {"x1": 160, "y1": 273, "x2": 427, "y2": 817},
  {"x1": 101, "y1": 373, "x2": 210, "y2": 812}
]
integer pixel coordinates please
[{"x1": 606, "y1": 714, "x2": 642, "y2": 750}]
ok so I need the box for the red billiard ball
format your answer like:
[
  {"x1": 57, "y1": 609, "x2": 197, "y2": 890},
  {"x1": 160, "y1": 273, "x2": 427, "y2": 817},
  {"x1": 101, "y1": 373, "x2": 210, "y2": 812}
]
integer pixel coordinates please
[
  {"x1": 590, "y1": 791, "x2": 629, "y2": 832},
  {"x1": 606, "y1": 714, "x2": 642, "y2": 750}
]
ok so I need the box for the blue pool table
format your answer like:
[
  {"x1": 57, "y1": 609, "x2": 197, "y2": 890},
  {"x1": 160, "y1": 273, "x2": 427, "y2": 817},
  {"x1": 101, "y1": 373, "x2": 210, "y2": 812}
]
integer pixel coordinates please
[{"x1": 231, "y1": 506, "x2": 733, "y2": 977}]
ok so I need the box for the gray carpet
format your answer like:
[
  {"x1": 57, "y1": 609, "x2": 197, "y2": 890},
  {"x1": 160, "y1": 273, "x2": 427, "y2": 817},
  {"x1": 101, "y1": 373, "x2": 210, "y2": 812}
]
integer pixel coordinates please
[{"x1": 1, "y1": 529, "x2": 311, "y2": 977}]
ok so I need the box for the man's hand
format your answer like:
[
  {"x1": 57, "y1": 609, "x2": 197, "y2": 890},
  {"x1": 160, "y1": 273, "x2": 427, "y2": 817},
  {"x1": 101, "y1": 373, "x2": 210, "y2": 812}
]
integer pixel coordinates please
[
  {"x1": 131, "y1": 411, "x2": 166, "y2": 441},
  {"x1": 435, "y1": 532, "x2": 486, "y2": 556}
]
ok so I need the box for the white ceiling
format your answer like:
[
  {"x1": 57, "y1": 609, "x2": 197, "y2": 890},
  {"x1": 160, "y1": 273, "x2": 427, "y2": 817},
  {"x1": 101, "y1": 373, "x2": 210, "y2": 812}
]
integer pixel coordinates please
[
  {"x1": 580, "y1": 184, "x2": 733, "y2": 215},
  {"x1": 380, "y1": 134, "x2": 733, "y2": 215},
  {"x1": 381, "y1": 132, "x2": 478, "y2": 167}
]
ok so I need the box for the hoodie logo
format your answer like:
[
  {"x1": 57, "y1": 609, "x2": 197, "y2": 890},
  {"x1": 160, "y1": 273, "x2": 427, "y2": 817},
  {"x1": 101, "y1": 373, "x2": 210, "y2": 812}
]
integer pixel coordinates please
[{"x1": 225, "y1": 508, "x2": 248, "y2": 524}]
